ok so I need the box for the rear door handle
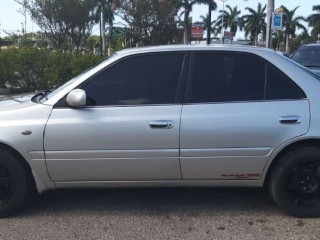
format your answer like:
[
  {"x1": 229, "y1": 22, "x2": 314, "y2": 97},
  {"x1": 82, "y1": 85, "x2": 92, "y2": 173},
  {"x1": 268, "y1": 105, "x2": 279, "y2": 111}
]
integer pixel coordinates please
[
  {"x1": 279, "y1": 116, "x2": 301, "y2": 124},
  {"x1": 149, "y1": 121, "x2": 174, "y2": 129}
]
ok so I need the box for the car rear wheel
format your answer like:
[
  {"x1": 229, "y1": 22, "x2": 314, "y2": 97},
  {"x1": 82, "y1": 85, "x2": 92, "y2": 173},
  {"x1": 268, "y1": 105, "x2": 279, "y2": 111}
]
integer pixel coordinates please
[
  {"x1": 269, "y1": 146, "x2": 320, "y2": 217},
  {"x1": 0, "y1": 149, "x2": 30, "y2": 218}
]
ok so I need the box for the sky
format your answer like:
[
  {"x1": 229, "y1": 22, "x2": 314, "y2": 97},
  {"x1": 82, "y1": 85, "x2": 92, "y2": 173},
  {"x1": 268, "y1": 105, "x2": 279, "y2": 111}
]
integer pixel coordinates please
[{"x1": 0, "y1": 0, "x2": 319, "y2": 39}]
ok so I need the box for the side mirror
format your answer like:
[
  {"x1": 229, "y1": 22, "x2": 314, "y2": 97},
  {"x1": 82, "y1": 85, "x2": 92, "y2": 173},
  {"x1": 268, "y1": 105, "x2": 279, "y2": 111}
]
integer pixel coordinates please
[{"x1": 66, "y1": 89, "x2": 86, "y2": 107}]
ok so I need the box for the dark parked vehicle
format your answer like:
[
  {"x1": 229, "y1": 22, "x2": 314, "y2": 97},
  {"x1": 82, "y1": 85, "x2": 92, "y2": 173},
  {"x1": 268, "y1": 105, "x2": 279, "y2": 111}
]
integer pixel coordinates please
[{"x1": 291, "y1": 43, "x2": 320, "y2": 76}]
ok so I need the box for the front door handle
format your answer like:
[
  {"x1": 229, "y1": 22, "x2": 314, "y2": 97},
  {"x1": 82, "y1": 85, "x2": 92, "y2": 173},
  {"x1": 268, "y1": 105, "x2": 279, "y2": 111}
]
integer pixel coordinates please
[
  {"x1": 149, "y1": 121, "x2": 174, "y2": 129},
  {"x1": 279, "y1": 116, "x2": 301, "y2": 124}
]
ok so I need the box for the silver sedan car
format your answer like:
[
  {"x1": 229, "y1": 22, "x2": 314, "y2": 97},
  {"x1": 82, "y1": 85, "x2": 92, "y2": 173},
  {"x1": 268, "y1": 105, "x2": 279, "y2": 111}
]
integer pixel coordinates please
[{"x1": 1, "y1": 45, "x2": 320, "y2": 218}]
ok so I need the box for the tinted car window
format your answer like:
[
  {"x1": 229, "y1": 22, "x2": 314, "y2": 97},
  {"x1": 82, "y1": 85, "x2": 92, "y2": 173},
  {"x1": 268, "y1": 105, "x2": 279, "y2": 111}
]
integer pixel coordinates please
[
  {"x1": 266, "y1": 63, "x2": 306, "y2": 100},
  {"x1": 82, "y1": 53, "x2": 185, "y2": 106},
  {"x1": 186, "y1": 52, "x2": 265, "y2": 103}
]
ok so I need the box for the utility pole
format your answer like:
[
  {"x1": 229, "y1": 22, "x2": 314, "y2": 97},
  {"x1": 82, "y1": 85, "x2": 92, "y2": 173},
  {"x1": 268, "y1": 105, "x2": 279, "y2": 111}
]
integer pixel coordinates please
[
  {"x1": 207, "y1": 0, "x2": 212, "y2": 44},
  {"x1": 266, "y1": 0, "x2": 274, "y2": 48},
  {"x1": 23, "y1": 0, "x2": 27, "y2": 38},
  {"x1": 99, "y1": 1, "x2": 106, "y2": 56},
  {"x1": 220, "y1": 0, "x2": 227, "y2": 44},
  {"x1": 17, "y1": 0, "x2": 28, "y2": 39}
]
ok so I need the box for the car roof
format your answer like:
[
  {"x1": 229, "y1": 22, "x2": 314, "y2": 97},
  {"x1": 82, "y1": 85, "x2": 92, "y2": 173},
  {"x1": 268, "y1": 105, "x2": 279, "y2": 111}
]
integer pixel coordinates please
[
  {"x1": 115, "y1": 44, "x2": 277, "y2": 56},
  {"x1": 301, "y1": 43, "x2": 320, "y2": 47}
]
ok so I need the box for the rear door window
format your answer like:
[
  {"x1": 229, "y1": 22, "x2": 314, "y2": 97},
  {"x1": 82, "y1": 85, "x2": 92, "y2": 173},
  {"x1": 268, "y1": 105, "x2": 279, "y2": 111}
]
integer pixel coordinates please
[
  {"x1": 185, "y1": 52, "x2": 265, "y2": 103},
  {"x1": 185, "y1": 51, "x2": 306, "y2": 104}
]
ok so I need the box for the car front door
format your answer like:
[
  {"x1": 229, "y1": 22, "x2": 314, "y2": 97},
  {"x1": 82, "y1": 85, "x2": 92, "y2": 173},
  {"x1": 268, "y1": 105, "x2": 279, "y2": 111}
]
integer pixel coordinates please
[
  {"x1": 44, "y1": 52, "x2": 187, "y2": 182},
  {"x1": 180, "y1": 51, "x2": 310, "y2": 180}
]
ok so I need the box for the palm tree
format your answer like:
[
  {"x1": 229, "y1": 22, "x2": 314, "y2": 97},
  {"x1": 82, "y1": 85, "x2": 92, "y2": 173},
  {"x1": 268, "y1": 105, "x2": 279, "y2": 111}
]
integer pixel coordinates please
[
  {"x1": 176, "y1": 0, "x2": 217, "y2": 44},
  {"x1": 200, "y1": 14, "x2": 217, "y2": 37},
  {"x1": 215, "y1": 5, "x2": 242, "y2": 37},
  {"x1": 242, "y1": 3, "x2": 266, "y2": 46},
  {"x1": 95, "y1": 0, "x2": 117, "y2": 27},
  {"x1": 95, "y1": 0, "x2": 117, "y2": 54},
  {"x1": 281, "y1": 6, "x2": 307, "y2": 53},
  {"x1": 307, "y1": 5, "x2": 320, "y2": 39},
  {"x1": 177, "y1": 16, "x2": 193, "y2": 42}
]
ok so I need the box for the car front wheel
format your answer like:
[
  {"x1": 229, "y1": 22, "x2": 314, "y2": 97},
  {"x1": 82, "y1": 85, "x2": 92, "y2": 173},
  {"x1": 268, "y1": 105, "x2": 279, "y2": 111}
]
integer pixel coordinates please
[{"x1": 0, "y1": 149, "x2": 30, "y2": 218}]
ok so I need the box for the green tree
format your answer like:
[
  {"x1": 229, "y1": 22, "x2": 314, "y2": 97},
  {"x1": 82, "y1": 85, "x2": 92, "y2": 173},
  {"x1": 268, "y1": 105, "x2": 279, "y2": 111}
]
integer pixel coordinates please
[
  {"x1": 94, "y1": 0, "x2": 117, "y2": 26},
  {"x1": 176, "y1": 0, "x2": 217, "y2": 44},
  {"x1": 242, "y1": 3, "x2": 266, "y2": 46},
  {"x1": 200, "y1": 14, "x2": 217, "y2": 36},
  {"x1": 215, "y1": 5, "x2": 242, "y2": 37},
  {"x1": 307, "y1": 5, "x2": 320, "y2": 39},
  {"x1": 119, "y1": 0, "x2": 181, "y2": 46},
  {"x1": 16, "y1": 0, "x2": 96, "y2": 51},
  {"x1": 272, "y1": 30, "x2": 285, "y2": 50},
  {"x1": 290, "y1": 32, "x2": 313, "y2": 53},
  {"x1": 105, "y1": 26, "x2": 132, "y2": 51},
  {"x1": 94, "y1": 0, "x2": 118, "y2": 54},
  {"x1": 0, "y1": 48, "x2": 102, "y2": 91},
  {"x1": 281, "y1": 5, "x2": 307, "y2": 53}
]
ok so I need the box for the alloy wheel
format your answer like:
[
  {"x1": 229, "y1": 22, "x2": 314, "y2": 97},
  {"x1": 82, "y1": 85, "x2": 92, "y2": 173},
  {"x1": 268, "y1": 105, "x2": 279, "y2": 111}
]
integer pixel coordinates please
[{"x1": 287, "y1": 162, "x2": 320, "y2": 207}]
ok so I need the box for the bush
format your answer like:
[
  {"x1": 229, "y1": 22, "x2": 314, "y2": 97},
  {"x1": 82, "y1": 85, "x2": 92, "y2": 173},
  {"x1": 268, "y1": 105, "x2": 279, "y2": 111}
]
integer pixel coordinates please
[{"x1": 0, "y1": 47, "x2": 102, "y2": 92}]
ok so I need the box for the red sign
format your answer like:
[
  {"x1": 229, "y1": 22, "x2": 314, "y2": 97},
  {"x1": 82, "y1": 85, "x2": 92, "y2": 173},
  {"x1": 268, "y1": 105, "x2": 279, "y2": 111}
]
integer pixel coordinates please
[
  {"x1": 224, "y1": 31, "x2": 233, "y2": 40},
  {"x1": 192, "y1": 25, "x2": 204, "y2": 39}
]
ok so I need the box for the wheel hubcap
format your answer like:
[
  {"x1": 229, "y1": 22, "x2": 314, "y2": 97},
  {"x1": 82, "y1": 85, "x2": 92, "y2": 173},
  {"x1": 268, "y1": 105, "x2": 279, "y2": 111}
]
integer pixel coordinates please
[
  {"x1": 0, "y1": 167, "x2": 11, "y2": 203},
  {"x1": 287, "y1": 162, "x2": 320, "y2": 206}
]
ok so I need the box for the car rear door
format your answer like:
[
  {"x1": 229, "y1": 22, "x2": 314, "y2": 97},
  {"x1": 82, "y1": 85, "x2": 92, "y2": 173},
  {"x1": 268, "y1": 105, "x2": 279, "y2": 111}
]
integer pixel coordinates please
[
  {"x1": 180, "y1": 51, "x2": 310, "y2": 180},
  {"x1": 44, "y1": 52, "x2": 187, "y2": 182}
]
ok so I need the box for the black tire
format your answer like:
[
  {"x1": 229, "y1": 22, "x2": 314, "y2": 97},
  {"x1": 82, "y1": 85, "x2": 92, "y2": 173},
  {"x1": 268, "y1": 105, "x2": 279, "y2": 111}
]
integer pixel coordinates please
[
  {"x1": 0, "y1": 149, "x2": 30, "y2": 218},
  {"x1": 269, "y1": 146, "x2": 320, "y2": 218}
]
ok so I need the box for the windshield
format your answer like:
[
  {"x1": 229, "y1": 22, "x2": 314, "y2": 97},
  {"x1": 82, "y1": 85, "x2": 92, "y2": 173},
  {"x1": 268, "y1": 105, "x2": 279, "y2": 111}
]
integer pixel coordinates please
[{"x1": 291, "y1": 46, "x2": 320, "y2": 68}]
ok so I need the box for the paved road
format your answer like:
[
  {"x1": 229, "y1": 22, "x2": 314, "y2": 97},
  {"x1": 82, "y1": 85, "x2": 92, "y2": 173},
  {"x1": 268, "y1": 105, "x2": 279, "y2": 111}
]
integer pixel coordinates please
[{"x1": 0, "y1": 188, "x2": 319, "y2": 240}]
